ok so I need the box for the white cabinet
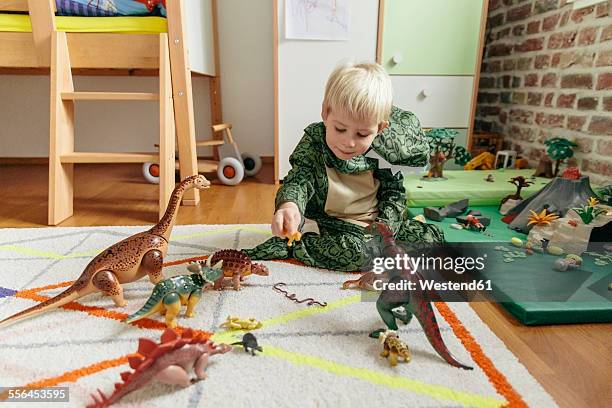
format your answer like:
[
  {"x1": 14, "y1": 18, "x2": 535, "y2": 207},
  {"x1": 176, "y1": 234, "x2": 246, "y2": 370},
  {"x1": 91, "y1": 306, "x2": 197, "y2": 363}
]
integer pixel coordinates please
[{"x1": 391, "y1": 76, "x2": 474, "y2": 128}]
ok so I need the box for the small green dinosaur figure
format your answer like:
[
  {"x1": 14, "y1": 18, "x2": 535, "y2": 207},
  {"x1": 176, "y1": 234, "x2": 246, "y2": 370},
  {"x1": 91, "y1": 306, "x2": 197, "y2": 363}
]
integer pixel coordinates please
[{"x1": 125, "y1": 261, "x2": 223, "y2": 328}]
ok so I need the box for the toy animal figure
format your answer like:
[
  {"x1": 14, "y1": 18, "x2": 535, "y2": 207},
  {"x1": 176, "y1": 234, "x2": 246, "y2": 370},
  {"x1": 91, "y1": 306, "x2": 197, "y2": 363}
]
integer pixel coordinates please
[
  {"x1": 285, "y1": 231, "x2": 302, "y2": 247},
  {"x1": 219, "y1": 316, "x2": 263, "y2": 331},
  {"x1": 88, "y1": 328, "x2": 231, "y2": 408},
  {"x1": 464, "y1": 214, "x2": 486, "y2": 232},
  {"x1": 0, "y1": 175, "x2": 210, "y2": 330},
  {"x1": 342, "y1": 271, "x2": 384, "y2": 291},
  {"x1": 368, "y1": 222, "x2": 473, "y2": 370},
  {"x1": 124, "y1": 261, "x2": 223, "y2": 328},
  {"x1": 231, "y1": 333, "x2": 262, "y2": 356},
  {"x1": 205, "y1": 249, "x2": 269, "y2": 291},
  {"x1": 379, "y1": 330, "x2": 411, "y2": 366}
]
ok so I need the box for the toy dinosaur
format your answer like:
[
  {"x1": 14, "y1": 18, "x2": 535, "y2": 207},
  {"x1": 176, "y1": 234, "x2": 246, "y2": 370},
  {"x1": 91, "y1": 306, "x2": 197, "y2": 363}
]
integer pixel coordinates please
[
  {"x1": 368, "y1": 221, "x2": 473, "y2": 370},
  {"x1": 342, "y1": 271, "x2": 384, "y2": 291},
  {"x1": 124, "y1": 261, "x2": 223, "y2": 328},
  {"x1": 205, "y1": 249, "x2": 269, "y2": 291},
  {"x1": 379, "y1": 330, "x2": 411, "y2": 366},
  {"x1": 231, "y1": 333, "x2": 262, "y2": 356},
  {"x1": 219, "y1": 316, "x2": 263, "y2": 331},
  {"x1": 87, "y1": 328, "x2": 231, "y2": 408},
  {"x1": 286, "y1": 231, "x2": 302, "y2": 247},
  {"x1": 0, "y1": 175, "x2": 211, "y2": 330}
]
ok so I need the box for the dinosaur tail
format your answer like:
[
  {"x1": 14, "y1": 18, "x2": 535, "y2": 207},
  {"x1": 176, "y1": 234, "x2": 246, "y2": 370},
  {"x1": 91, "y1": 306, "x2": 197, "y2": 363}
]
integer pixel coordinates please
[
  {"x1": 0, "y1": 286, "x2": 86, "y2": 330},
  {"x1": 124, "y1": 297, "x2": 163, "y2": 324},
  {"x1": 410, "y1": 285, "x2": 473, "y2": 370}
]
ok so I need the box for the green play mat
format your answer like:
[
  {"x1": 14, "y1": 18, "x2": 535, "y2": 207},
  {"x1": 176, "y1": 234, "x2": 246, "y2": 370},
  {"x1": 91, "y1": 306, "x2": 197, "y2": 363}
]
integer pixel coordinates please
[
  {"x1": 408, "y1": 205, "x2": 612, "y2": 325},
  {"x1": 404, "y1": 169, "x2": 552, "y2": 207}
]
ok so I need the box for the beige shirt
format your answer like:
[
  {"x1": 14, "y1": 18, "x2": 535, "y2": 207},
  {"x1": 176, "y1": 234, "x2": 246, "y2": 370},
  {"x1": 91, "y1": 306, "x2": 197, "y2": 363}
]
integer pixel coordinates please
[{"x1": 324, "y1": 166, "x2": 380, "y2": 227}]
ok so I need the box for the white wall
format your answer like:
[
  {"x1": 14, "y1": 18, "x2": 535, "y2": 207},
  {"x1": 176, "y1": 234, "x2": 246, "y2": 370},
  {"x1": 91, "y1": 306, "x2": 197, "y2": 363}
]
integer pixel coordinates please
[
  {"x1": 0, "y1": 0, "x2": 274, "y2": 159},
  {"x1": 216, "y1": 0, "x2": 274, "y2": 158},
  {"x1": 277, "y1": 0, "x2": 380, "y2": 179}
]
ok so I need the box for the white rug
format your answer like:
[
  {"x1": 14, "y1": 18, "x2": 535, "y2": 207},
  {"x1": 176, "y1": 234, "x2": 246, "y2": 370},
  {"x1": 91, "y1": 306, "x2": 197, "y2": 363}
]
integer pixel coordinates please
[{"x1": 0, "y1": 225, "x2": 558, "y2": 407}]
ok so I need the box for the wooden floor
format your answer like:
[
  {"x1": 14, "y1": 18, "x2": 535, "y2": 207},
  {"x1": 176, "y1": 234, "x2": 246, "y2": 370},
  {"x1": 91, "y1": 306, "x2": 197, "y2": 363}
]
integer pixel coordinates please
[{"x1": 0, "y1": 163, "x2": 610, "y2": 408}]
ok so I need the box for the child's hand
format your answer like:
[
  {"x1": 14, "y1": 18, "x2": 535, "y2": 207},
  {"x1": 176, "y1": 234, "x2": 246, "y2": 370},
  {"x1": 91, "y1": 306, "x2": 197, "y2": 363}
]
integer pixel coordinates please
[{"x1": 272, "y1": 202, "x2": 301, "y2": 238}]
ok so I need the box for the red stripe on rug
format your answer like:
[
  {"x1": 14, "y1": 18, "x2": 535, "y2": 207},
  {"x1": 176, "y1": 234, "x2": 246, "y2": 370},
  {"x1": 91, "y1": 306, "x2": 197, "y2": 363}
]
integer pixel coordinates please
[{"x1": 435, "y1": 302, "x2": 528, "y2": 408}]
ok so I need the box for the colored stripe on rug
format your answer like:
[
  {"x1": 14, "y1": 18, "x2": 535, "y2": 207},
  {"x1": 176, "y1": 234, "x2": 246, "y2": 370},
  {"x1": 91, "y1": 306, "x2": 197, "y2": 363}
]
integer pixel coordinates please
[
  {"x1": 435, "y1": 302, "x2": 528, "y2": 408},
  {"x1": 0, "y1": 286, "x2": 16, "y2": 299}
]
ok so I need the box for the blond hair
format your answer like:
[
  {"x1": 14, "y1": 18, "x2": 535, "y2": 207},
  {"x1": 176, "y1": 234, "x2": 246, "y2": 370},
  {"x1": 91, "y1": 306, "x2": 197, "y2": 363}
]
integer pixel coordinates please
[{"x1": 322, "y1": 61, "x2": 393, "y2": 124}]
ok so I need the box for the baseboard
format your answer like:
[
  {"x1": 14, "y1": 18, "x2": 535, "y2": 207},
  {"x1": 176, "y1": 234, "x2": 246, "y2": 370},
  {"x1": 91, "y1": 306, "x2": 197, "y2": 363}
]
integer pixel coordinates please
[
  {"x1": 0, "y1": 156, "x2": 274, "y2": 165},
  {"x1": 0, "y1": 157, "x2": 49, "y2": 165}
]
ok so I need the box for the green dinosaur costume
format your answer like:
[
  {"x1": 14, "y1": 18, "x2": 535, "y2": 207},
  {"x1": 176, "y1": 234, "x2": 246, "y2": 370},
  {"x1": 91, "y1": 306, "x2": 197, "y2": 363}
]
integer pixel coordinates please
[{"x1": 243, "y1": 107, "x2": 444, "y2": 271}]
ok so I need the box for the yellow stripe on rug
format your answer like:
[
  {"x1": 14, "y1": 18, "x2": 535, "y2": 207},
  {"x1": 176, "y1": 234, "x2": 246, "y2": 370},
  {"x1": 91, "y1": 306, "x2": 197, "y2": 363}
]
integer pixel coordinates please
[{"x1": 262, "y1": 345, "x2": 505, "y2": 408}]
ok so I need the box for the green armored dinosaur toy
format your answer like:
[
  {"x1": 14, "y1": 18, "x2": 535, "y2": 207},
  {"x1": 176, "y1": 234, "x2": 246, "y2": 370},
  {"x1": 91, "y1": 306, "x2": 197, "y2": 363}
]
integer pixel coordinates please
[{"x1": 125, "y1": 261, "x2": 223, "y2": 328}]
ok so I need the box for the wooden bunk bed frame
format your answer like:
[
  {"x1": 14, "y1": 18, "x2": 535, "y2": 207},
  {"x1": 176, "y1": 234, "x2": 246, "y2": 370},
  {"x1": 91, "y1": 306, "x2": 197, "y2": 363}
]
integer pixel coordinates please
[{"x1": 0, "y1": 0, "x2": 223, "y2": 223}]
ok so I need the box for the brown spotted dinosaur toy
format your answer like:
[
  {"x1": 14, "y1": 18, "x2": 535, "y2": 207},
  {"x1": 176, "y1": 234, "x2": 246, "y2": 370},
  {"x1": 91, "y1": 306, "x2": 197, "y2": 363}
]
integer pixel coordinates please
[
  {"x1": 0, "y1": 175, "x2": 210, "y2": 329},
  {"x1": 88, "y1": 328, "x2": 231, "y2": 408},
  {"x1": 379, "y1": 330, "x2": 411, "y2": 367},
  {"x1": 197, "y1": 249, "x2": 269, "y2": 291}
]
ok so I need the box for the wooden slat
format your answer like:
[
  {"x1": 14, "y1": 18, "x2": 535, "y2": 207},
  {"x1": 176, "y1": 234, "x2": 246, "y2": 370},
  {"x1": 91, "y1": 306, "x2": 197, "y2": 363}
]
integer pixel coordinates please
[
  {"x1": 211, "y1": 123, "x2": 232, "y2": 132},
  {"x1": 158, "y1": 33, "x2": 176, "y2": 219},
  {"x1": 0, "y1": 33, "x2": 160, "y2": 69},
  {"x1": 27, "y1": 0, "x2": 55, "y2": 66},
  {"x1": 376, "y1": 0, "x2": 385, "y2": 64},
  {"x1": 166, "y1": 0, "x2": 199, "y2": 205},
  {"x1": 61, "y1": 92, "x2": 159, "y2": 101},
  {"x1": 0, "y1": 33, "x2": 39, "y2": 67},
  {"x1": 196, "y1": 140, "x2": 225, "y2": 147},
  {"x1": 196, "y1": 160, "x2": 218, "y2": 173},
  {"x1": 209, "y1": 0, "x2": 223, "y2": 159},
  {"x1": 48, "y1": 31, "x2": 75, "y2": 225},
  {"x1": 467, "y1": 0, "x2": 490, "y2": 151},
  {"x1": 0, "y1": 0, "x2": 28, "y2": 12},
  {"x1": 60, "y1": 152, "x2": 159, "y2": 163},
  {"x1": 273, "y1": 0, "x2": 279, "y2": 184}
]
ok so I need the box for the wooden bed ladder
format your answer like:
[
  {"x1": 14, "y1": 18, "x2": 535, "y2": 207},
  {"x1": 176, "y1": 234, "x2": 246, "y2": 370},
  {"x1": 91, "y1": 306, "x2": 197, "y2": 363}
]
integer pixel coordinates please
[
  {"x1": 48, "y1": 30, "x2": 175, "y2": 225},
  {"x1": 17, "y1": 0, "x2": 178, "y2": 225}
]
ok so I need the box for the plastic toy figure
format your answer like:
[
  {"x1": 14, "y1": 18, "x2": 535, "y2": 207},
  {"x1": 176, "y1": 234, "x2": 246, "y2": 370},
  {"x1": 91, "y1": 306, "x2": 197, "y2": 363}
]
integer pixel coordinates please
[
  {"x1": 368, "y1": 222, "x2": 473, "y2": 370},
  {"x1": 544, "y1": 137, "x2": 577, "y2": 177},
  {"x1": 205, "y1": 249, "x2": 269, "y2": 291},
  {"x1": 379, "y1": 330, "x2": 411, "y2": 366},
  {"x1": 124, "y1": 262, "x2": 223, "y2": 328},
  {"x1": 455, "y1": 213, "x2": 490, "y2": 232},
  {"x1": 465, "y1": 214, "x2": 486, "y2": 231},
  {"x1": 342, "y1": 271, "x2": 383, "y2": 291},
  {"x1": 422, "y1": 128, "x2": 472, "y2": 179},
  {"x1": 0, "y1": 175, "x2": 210, "y2": 330},
  {"x1": 231, "y1": 333, "x2": 263, "y2": 356},
  {"x1": 87, "y1": 329, "x2": 231, "y2": 408},
  {"x1": 424, "y1": 199, "x2": 469, "y2": 222},
  {"x1": 220, "y1": 316, "x2": 263, "y2": 331}
]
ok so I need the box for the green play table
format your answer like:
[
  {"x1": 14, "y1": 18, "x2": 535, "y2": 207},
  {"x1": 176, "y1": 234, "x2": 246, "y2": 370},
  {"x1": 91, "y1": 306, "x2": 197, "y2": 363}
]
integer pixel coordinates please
[
  {"x1": 404, "y1": 169, "x2": 551, "y2": 207},
  {"x1": 408, "y1": 205, "x2": 612, "y2": 325}
]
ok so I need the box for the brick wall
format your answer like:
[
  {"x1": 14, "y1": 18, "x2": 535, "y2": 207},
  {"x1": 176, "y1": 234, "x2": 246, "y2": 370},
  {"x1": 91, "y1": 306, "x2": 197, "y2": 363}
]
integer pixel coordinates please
[{"x1": 475, "y1": 0, "x2": 611, "y2": 185}]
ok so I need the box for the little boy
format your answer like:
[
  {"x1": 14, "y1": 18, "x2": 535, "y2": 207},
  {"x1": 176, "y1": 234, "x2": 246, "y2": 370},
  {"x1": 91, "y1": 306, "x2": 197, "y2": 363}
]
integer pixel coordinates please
[{"x1": 243, "y1": 62, "x2": 444, "y2": 271}]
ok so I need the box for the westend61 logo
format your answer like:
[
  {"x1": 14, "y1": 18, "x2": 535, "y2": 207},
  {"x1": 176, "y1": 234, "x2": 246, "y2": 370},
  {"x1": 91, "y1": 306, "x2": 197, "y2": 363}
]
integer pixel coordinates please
[{"x1": 371, "y1": 253, "x2": 487, "y2": 275}]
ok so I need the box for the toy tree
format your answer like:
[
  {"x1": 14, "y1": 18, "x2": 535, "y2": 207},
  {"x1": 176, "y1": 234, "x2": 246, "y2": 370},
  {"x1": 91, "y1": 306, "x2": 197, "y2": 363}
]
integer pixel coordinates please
[
  {"x1": 423, "y1": 128, "x2": 472, "y2": 179},
  {"x1": 544, "y1": 137, "x2": 577, "y2": 177},
  {"x1": 509, "y1": 176, "x2": 533, "y2": 200}
]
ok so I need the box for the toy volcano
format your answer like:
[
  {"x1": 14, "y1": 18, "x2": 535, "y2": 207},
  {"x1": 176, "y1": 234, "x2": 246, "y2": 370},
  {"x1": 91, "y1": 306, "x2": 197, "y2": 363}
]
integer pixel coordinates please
[{"x1": 502, "y1": 174, "x2": 598, "y2": 233}]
